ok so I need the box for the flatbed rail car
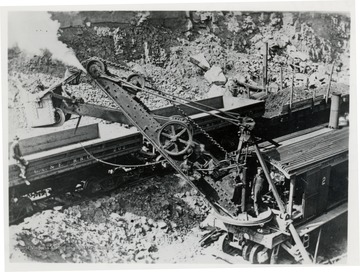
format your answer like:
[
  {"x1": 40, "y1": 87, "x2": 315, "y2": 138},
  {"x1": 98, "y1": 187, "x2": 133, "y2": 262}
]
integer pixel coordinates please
[
  {"x1": 221, "y1": 125, "x2": 348, "y2": 264},
  {"x1": 9, "y1": 95, "x2": 265, "y2": 190}
]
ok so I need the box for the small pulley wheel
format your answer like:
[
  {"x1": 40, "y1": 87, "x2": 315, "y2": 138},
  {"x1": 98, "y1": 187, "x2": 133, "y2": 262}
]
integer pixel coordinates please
[
  {"x1": 242, "y1": 117, "x2": 255, "y2": 131},
  {"x1": 53, "y1": 108, "x2": 66, "y2": 127},
  {"x1": 86, "y1": 59, "x2": 105, "y2": 78},
  {"x1": 158, "y1": 120, "x2": 193, "y2": 156},
  {"x1": 127, "y1": 74, "x2": 145, "y2": 90}
]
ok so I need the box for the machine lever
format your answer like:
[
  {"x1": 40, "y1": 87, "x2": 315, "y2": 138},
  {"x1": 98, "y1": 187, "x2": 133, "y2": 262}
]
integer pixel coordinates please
[{"x1": 74, "y1": 116, "x2": 82, "y2": 135}]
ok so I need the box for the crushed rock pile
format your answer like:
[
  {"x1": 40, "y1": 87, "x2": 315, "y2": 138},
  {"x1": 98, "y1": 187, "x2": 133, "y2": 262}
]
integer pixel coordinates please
[
  {"x1": 9, "y1": 174, "x2": 213, "y2": 263},
  {"x1": 263, "y1": 82, "x2": 349, "y2": 117}
]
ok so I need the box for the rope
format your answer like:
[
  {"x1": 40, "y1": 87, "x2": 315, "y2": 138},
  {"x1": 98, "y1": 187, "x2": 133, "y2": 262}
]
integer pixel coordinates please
[{"x1": 78, "y1": 141, "x2": 165, "y2": 168}]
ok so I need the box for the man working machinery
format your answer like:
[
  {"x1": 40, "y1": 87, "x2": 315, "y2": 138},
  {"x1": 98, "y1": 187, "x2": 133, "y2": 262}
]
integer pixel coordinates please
[
  {"x1": 10, "y1": 135, "x2": 30, "y2": 185},
  {"x1": 252, "y1": 167, "x2": 266, "y2": 216}
]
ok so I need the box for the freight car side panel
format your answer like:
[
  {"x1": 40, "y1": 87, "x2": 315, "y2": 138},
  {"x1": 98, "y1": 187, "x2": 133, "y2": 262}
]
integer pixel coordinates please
[
  {"x1": 9, "y1": 127, "x2": 143, "y2": 186},
  {"x1": 8, "y1": 124, "x2": 100, "y2": 157}
]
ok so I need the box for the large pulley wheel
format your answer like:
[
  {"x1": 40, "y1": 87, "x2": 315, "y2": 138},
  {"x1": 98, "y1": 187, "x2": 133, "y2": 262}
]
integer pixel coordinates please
[
  {"x1": 86, "y1": 59, "x2": 105, "y2": 78},
  {"x1": 170, "y1": 115, "x2": 194, "y2": 135},
  {"x1": 158, "y1": 120, "x2": 193, "y2": 156}
]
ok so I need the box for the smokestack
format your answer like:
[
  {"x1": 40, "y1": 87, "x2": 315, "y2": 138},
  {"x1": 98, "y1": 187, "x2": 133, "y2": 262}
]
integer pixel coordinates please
[{"x1": 328, "y1": 93, "x2": 341, "y2": 129}]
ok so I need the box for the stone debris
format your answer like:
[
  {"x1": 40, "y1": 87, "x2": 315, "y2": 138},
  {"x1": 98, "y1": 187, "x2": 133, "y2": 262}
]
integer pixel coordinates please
[
  {"x1": 190, "y1": 53, "x2": 210, "y2": 71},
  {"x1": 53, "y1": 206, "x2": 63, "y2": 211},
  {"x1": 10, "y1": 174, "x2": 211, "y2": 263},
  {"x1": 207, "y1": 85, "x2": 225, "y2": 98},
  {"x1": 157, "y1": 221, "x2": 168, "y2": 229},
  {"x1": 204, "y1": 66, "x2": 227, "y2": 85},
  {"x1": 308, "y1": 72, "x2": 328, "y2": 89},
  {"x1": 17, "y1": 240, "x2": 25, "y2": 247}
]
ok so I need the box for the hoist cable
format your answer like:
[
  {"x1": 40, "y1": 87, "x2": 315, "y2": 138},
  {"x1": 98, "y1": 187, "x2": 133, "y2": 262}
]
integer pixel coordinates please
[{"x1": 79, "y1": 141, "x2": 165, "y2": 168}]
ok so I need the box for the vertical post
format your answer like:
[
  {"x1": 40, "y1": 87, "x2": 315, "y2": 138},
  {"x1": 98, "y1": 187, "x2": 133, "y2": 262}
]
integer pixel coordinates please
[
  {"x1": 280, "y1": 66, "x2": 283, "y2": 93},
  {"x1": 290, "y1": 73, "x2": 294, "y2": 110},
  {"x1": 329, "y1": 93, "x2": 341, "y2": 129},
  {"x1": 313, "y1": 228, "x2": 322, "y2": 264},
  {"x1": 241, "y1": 167, "x2": 247, "y2": 213},
  {"x1": 325, "y1": 61, "x2": 336, "y2": 103},
  {"x1": 312, "y1": 86, "x2": 316, "y2": 103},
  {"x1": 287, "y1": 176, "x2": 296, "y2": 216},
  {"x1": 263, "y1": 42, "x2": 268, "y2": 93}
]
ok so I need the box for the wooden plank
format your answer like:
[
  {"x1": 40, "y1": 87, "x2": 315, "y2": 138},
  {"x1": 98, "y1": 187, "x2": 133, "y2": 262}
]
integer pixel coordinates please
[{"x1": 9, "y1": 124, "x2": 99, "y2": 156}]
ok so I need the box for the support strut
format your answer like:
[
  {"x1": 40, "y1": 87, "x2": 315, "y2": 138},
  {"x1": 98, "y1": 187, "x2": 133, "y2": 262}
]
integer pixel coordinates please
[{"x1": 254, "y1": 143, "x2": 312, "y2": 264}]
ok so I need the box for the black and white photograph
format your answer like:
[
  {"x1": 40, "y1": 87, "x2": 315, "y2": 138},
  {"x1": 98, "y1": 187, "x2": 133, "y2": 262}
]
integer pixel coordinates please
[{"x1": 1, "y1": 0, "x2": 358, "y2": 269}]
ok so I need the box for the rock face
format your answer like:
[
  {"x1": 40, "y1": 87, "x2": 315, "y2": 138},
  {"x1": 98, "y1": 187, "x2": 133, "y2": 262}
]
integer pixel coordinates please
[{"x1": 51, "y1": 11, "x2": 350, "y2": 64}]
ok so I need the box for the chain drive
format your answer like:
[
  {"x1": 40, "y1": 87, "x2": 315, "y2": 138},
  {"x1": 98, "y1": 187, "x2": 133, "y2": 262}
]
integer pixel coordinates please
[{"x1": 172, "y1": 103, "x2": 228, "y2": 155}]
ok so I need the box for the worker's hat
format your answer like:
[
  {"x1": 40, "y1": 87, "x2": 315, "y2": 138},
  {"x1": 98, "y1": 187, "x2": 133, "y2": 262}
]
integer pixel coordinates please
[{"x1": 13, "y1": 135, "x2": 19, "y2": 140}]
